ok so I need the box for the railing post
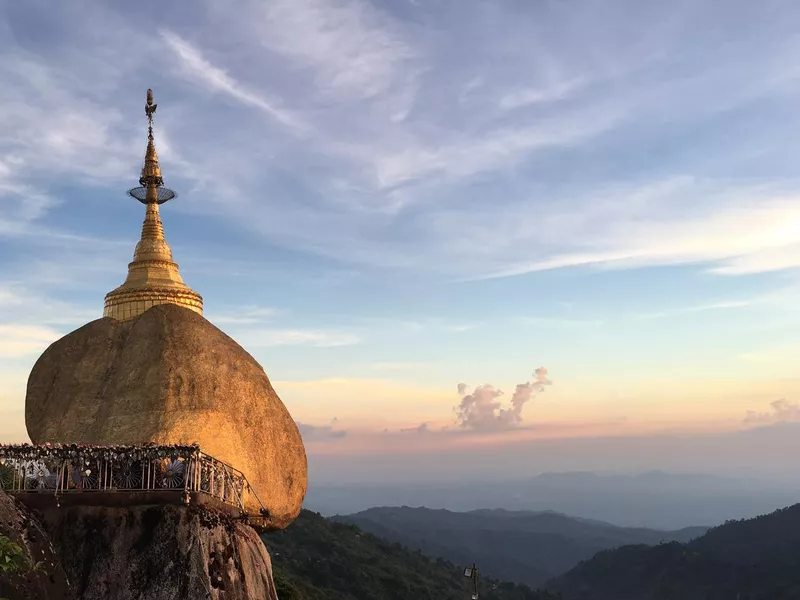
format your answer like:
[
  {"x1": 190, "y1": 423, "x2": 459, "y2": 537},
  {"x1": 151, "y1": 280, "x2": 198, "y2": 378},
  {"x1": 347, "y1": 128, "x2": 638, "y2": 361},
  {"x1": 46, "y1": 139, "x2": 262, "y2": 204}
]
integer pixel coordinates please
[
  {"x1": 183, "y1": 455, "x2": 190, "y2": 505},
  {"x1": 57, "y1": 460, "x2": 65, "y2": 498},
  {"x1": 210, "y1": 460, "x2": 215, "y2": 499}
]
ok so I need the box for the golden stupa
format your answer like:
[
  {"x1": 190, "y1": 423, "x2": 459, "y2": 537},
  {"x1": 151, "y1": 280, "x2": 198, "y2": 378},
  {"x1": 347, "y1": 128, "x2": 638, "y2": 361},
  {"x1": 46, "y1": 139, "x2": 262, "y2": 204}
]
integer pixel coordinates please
[
  {"x1": 25, "y1": 90, "x2": 307, "y2": 530},
  {"x1": 103, "y1": 89, "x2": 203, "y2": 321}
]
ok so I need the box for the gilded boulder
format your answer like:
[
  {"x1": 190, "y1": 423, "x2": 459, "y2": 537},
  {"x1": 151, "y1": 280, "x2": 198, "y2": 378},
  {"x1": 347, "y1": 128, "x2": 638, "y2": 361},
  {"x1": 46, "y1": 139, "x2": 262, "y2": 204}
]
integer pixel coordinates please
[{"x1": 25, "y1": 304, "x2": 307, "y2": 530}]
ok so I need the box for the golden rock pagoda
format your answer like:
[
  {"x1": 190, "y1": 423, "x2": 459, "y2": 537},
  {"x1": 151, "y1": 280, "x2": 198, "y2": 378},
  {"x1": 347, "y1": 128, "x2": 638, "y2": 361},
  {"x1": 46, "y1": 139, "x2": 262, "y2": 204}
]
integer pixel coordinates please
[
  {"x1": 103, "y1": 89, "x2": 203, "y2": 321},
  {"x1": 24, "y1": 90, "x2": 308, "y2": 530}
]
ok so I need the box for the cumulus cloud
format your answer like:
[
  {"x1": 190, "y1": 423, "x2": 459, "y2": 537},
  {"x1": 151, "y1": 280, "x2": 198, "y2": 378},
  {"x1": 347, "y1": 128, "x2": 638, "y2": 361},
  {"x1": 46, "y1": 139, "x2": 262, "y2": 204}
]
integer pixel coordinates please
[
  {"x1": 455, "y1": 367, "x2": 552, "y2": 432},
  {"x1": 296, "y1": 421, "x2": 348, "y2": 440},
  {"x1": 744, "y1": 399, "x2": 800, "y2": 424}
]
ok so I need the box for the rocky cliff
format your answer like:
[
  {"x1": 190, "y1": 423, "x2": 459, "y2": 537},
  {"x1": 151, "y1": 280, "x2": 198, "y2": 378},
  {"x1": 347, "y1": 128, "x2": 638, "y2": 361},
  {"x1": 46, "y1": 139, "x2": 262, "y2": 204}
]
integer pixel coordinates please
[
  {"x1": 39, "y1": 503, "x2": 278, "y2": 600},
  {"x1": 0, "y1": 492, "x2": 72, "y2": 600},
  {"x1": 1, "y1": 493, "x2": 278, "y2": 600}
]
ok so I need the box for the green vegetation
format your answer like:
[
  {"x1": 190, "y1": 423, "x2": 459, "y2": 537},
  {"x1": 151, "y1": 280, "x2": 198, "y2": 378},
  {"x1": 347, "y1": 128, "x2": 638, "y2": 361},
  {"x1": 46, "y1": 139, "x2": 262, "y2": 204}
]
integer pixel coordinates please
[
  {"x1": 0, "y1": 535, "x2": 28, "y2": 575},
  {"x1": 335, "y1": 506, "x2": 705, "y2": 587},
  {"x1": 550, "y1": 504, "x2": 800, "y2": 600},
  {"x1": 263, "y1": 510, "x2": 561, "y2": 600},
  {"x1": 0, "y1": 533, "x2": 47, "y2": 600},
  {"x1": 264, "y1": 504, "x2": 800, "y2": 599}
]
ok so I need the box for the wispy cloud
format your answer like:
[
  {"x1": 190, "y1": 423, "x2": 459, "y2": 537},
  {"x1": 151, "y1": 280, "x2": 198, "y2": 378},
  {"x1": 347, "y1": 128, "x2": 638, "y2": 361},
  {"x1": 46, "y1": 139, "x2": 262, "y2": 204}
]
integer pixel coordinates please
[
  {"x1": 372, "y1": 105, "x2": 622, "y2": 189},
  {"x1": 366, "y1": 362, "x2": 429, "y2": 372},
  {"x1": 635, "y1": 300, "x2": 755, "y2": 320},
  {"x1": 0, "y1": 52, "x2": 137, "y2": 187},
  {"x1": 0, "y1": 324, "x2": 61, "y2": 358},
  {"x1": 709, "y1": 246, "x2": 800, "y2": 276},
  {"x1": 638, "y1": 285, "x2": 800, "y2": 322},
  {"x1": 6, "y1": 0, "x2": 800, "y2": 284},
  {"x1": 738, "y1": 344, "x2": 800, "y2": 363},
  {"x1": 520, "y1": 317, "x2": 605, "y2": 329},
  {"x1": 498, "y1": 78, "x2": 587, "y2": 111},
  {"x1": 0, "y1": 283, "x2": 100, "y2": 328},
  {"x1": 0, "y1": 7, "x2": 148, "y2": 247},
  {"x1": 160, "y1": 30, "x2": 305, "y2": 131},
  {"x1": 240, "y1": 0, "x2": 417, "y2": 100},
  {"x1": 76, "y1": 2, "x2": 797, "y2": 285},
  {"x1": 206, "y1": 305, "x2": 279, "y2": 325},
  {"x1": 236, "y1": 328, "x2": 361, "y2": 348},
  {"x1": 466, "y1": 184, "x2": 800, "y2": 281}
]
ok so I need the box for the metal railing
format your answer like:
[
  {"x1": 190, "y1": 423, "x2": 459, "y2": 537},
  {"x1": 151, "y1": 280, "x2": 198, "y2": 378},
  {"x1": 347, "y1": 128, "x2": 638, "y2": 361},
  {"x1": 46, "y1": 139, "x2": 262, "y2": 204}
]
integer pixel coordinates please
[{"x1": 0, "y1": 443, "x2": 267, "y2": 521}]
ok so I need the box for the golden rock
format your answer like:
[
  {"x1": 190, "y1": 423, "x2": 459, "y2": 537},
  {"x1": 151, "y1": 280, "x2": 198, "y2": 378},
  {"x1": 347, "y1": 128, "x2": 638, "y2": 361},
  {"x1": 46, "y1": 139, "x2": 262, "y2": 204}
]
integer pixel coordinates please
[{"x1": 25, "y1": 304, "x2": 308, "y2": 530}]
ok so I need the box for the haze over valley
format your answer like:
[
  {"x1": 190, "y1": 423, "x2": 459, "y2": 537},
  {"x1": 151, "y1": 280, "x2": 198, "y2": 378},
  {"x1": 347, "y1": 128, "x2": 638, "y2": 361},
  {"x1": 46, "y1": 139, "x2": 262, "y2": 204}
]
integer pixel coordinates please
[{"x1": 308, "y1": 470, "x2": 800, "y2": 530}]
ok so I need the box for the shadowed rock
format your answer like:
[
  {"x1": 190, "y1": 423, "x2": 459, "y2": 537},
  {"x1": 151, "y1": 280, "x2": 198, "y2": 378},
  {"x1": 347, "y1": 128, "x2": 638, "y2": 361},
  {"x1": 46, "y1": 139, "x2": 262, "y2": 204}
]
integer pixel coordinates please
[
  {"x1": 38, "y1": 503, "x2": 277, "y2": 600},
  {"x1": 0, "y1": 491, "x2": 73, "y2": 600},
  {"x1": 25, "y1": 304, "x2": 307, "y2": 530}
]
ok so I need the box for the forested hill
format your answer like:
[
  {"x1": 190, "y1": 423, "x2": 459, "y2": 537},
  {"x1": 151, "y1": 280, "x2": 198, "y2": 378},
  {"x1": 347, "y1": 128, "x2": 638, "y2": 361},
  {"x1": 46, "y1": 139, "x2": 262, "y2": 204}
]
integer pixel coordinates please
[
  {"x1": 261, "y1": 510, "x2": 560, "y2": 600},
  {"x1": 333, "y1": 506, "x2": 705, "y2": 587},
  {"x1": 551, "y1": 503, "x2": 800, "y2": 600}
]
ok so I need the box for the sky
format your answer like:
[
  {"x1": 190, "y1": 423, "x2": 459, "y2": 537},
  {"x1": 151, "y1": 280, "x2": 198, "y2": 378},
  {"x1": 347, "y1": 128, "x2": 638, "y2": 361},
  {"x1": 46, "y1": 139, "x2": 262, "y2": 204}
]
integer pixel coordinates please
[{"x1": 2, "y1": 0, "x2": 800, "y2": 483}]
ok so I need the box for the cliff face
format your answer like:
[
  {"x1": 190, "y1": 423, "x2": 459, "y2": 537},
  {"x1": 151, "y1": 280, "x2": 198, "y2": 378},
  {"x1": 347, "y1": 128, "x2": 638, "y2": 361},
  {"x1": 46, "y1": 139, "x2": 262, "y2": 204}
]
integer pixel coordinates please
[
  {"x1": 38, "y1": 504, "x2": 278, "y2": 600},
  {"x1": 0, "y1": 492, "x2": 72, "y2": 600},
  {"x1": 25, "y1": 303, "x2": 307, "y2": 530}
]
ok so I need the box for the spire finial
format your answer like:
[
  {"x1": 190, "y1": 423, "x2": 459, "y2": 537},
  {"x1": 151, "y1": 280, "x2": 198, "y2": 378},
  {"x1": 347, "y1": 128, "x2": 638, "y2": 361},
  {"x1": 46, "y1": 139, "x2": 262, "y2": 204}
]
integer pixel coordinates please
[
  {"x1": 146, "y1": 88, "x2": 157, "y2": 122},
  {"x1": 145, "y1": 88, "x2": 158, "y2": 146}
]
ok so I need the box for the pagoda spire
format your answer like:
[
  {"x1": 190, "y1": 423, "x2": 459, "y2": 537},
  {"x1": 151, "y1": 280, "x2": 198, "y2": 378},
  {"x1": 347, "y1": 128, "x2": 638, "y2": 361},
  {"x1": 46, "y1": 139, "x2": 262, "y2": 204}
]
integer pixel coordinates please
[
  {"x1": 141, "y1": 89, "x2": 164, "y2": 192},
  {"x1": 103, "y1": 89, "x2": 203, "y2": 322}
]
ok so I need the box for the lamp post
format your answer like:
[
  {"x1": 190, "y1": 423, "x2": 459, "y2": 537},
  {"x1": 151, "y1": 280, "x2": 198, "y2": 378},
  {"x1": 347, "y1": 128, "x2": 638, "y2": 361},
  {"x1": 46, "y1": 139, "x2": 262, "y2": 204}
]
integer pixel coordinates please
[{"x1": 463, "y1": 563, "x2": 479, "y2": 600}]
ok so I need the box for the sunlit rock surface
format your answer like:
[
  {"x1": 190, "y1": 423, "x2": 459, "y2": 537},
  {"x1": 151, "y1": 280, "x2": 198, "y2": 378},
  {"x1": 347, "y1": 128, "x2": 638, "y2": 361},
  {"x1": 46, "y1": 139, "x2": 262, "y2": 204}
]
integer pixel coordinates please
[{"x1": 25, "y1": 303, "x2": 307, "y2": 530}]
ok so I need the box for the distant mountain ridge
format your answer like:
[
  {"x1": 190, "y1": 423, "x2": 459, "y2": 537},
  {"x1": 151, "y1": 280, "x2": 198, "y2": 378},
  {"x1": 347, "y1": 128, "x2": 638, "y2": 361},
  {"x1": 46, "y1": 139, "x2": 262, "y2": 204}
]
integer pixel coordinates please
[
  {"x1": 307, "y1": 469, "x2": 800, "y2": 529},
  {"x1": 550, "y1": 503, "x2": 800, "y2": 600},
  {"x1": 334, "y1": 506, "x2": 706, "y2": 587}
]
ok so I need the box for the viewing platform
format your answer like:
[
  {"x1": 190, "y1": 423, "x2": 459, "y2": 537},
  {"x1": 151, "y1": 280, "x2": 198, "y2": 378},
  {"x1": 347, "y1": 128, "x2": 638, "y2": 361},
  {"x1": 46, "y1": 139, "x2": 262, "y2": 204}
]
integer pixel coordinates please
[{"x1": 0, "y1": 443, "x2": 270, "y2": 528}]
